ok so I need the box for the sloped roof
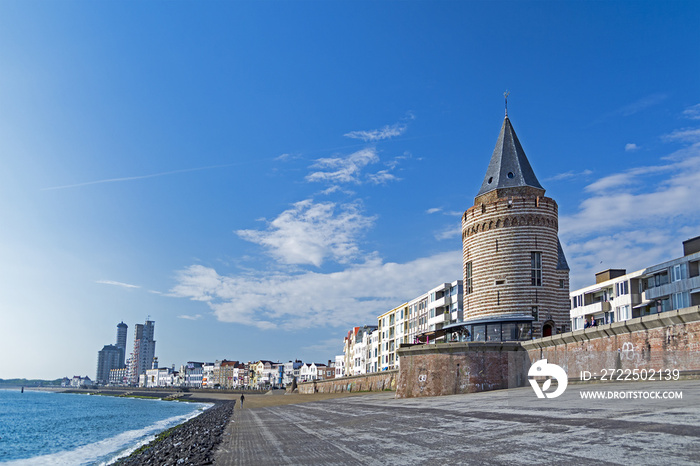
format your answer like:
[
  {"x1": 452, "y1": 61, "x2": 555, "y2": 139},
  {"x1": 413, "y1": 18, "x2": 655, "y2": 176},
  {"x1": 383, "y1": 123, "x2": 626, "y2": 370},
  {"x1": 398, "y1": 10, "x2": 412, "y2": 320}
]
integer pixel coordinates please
[
  {"x1": 557, "y1": 239, "x2": 570, "y2": 271},
  {"x1": 476, "y1": 116, "x2": 543, "y2": 197}
]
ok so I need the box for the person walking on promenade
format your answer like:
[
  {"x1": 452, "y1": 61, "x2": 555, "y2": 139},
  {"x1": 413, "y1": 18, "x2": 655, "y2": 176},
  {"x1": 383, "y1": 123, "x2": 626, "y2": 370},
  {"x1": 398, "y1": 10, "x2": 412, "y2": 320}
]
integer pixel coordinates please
[{"x1": 240, "y1": 394, "x2": 245, "y2": 409}]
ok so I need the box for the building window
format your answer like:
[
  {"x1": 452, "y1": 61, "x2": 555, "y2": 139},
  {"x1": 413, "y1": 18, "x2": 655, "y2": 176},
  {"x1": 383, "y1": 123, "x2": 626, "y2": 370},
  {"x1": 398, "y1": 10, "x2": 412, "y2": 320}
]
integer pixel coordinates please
[
  {"x1": 532, "y1": 306, "x2": 539, "y2": 322},
  {"x1": 466, "y1": 262, "x2": 473, "y2": 294},
  {"x1": 531, "y1": 252, "x2": 542, "y2": 286},
  {"x1": 616, "y1": 305, "x2": 630, "y2": 321},
  {"x1": 672, "y1": 264, "x2": 687, "y2": 282},
  {"x1": 616, "y1": 281, "x2": 629, "y2": 296},
  {"x1": 559, "y1": 279, "x2": 565, "y2": 289},
  {"x1": 672, "y1": 292, "x2": 690, "y2": 310}
]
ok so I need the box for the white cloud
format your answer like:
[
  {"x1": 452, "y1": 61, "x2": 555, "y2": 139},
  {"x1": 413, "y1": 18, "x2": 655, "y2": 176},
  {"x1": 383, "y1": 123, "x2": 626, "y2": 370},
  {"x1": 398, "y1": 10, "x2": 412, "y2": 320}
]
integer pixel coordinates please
[
  {"x1": 625, "y1": 143, "x2": 639, "y2": 152},
  {"x1": 236, "y1": 199, "x2": 375, "y2": 267},
  {"x1": 170, "y1": 251, "x2": 462, "y2": 330},
  {"x1": 619, "y1": 93, "x2": 667, "y2": 116},
  {"x1": 43, "y1": 163, "x2": 240, "y2": 191},
  {"x1": 435, "y1": 225, "x2": 461, "y2": 241},
  {"x1": 561, "y1": 132, "x2": 700, "y2": 289},
  {"x1": 306, "y1": 148, "x2": 379, "y2": 184},
  {"x1": 177, "y1": 314, "x2": 202, "y2": 320},
  {"x1": 96, "y1": 280, "x2": 140, "y2": 289},
  {"x1": 344, "y1": 123, "x2": 407, "y2": 142},
  {"x1": 426, "y1": 207, "x2": 442, "y2": 214},
  {"x1": 367, "y1": 170, "x2": 399, "y2": 184},
  {"x1": 565, "y1": 228, "x2": 698, "y2": 290},
  {"x1": 546, "y1": 169, "x2": 594, "y2": 182},
  {"x1": 583, "y1": 164, "x2": 674, "y2": 194},
  {"x1": 663, "y1": 128, "x2": 700, "y2": 143},
  {"x1": 682, "y1": 103, "x2": 700, "y2": 120},
  {"x1": 301, "y1": 338, "x2": 345, "y2": 357}
]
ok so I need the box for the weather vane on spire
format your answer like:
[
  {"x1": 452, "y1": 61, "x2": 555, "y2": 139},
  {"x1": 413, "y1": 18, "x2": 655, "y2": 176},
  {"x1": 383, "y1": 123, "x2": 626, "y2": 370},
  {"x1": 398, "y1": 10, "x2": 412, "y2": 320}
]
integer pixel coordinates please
[{"x1": 504, "y1": 90, "x2": 510, "y2": 117}]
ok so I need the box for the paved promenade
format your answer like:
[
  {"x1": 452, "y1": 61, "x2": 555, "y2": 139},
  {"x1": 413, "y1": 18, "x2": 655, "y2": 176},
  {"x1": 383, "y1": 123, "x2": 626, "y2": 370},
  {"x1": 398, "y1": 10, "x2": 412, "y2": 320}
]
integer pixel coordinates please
[{"x1": 214, "y1": 379, "x2": 700, "y2": 465}]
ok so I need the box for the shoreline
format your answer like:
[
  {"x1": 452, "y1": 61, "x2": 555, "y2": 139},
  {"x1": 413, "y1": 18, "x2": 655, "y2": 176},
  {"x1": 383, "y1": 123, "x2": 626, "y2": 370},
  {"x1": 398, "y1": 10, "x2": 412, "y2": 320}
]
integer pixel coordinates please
[{"x1": 112, "y1": 401, "x2": 235, "y2": 466}]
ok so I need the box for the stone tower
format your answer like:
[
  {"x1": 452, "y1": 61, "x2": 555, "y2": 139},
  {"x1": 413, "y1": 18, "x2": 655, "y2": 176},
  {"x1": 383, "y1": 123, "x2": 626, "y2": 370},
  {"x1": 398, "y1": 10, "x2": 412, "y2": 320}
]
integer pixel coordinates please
[{"x1": 461, "y1": 114, "x2": 570, "y2": 340}]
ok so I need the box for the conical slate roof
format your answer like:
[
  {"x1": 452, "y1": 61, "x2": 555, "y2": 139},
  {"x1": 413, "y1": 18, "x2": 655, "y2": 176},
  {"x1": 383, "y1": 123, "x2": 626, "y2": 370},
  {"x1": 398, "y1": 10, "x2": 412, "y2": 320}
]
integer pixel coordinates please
[
  {"x1": 476, "y1": 116, "x2": 543, "y2": 197},
  {"x1": 557, "y1": 239, "x2": 570, "y2": 271}
]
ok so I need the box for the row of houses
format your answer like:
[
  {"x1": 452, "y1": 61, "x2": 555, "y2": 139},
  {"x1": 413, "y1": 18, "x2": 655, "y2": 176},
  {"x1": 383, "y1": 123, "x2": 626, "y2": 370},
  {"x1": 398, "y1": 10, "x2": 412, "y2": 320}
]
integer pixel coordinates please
[
  {"x1": 106, "y1": 358, "x2": 336, "y2": 389},
  {"x1": 61, "y1": 375, "x2": 93, "y2": 388}
]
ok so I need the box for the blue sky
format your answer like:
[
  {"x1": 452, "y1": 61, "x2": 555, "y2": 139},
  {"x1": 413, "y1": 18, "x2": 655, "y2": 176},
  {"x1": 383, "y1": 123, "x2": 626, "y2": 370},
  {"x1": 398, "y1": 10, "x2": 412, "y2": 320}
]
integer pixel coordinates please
[{"x1": 1, "y1": 1, "x2": 699, "y2": 379}]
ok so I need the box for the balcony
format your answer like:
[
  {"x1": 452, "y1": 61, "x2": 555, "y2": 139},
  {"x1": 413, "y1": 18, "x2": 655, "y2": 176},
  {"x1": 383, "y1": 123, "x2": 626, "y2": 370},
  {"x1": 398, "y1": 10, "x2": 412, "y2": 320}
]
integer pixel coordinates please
[
  {"x1": 431, "y1": 295, "x2": 448, "y2": 308},
  {"x1": 570, "y1": 300, "x2": 611, "y2": 319},
  {"x1": 643, "y1": 275, "x2": 700, "y2": 301}
]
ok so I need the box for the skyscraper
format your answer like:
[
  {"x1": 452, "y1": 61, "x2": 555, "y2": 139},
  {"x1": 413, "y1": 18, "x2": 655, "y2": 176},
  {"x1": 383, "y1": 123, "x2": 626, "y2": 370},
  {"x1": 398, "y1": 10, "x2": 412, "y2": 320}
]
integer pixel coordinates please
[
  {"x1": 116, "y1": 321, "x2": 128, "y2": 368},
  {"x1": 96, "y1": 345, "x2": 122, "y2": 384},
  {"x1": 128, "y1": 319, "x2": 156, "y2": 385},
  {"x1": 96, "y1": 322, "x2": 130, "y2": 384}
]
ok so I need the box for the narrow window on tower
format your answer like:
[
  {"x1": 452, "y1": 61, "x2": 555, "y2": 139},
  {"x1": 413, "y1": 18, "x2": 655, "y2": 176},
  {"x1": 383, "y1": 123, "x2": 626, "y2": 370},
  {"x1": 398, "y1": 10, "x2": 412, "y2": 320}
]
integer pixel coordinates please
[
  {"x1": 531, "y1": 252, "x2": 542, "y2": 286},
  {"x1": 465, "y1": 262, "x2": 473, "y2": 294}
]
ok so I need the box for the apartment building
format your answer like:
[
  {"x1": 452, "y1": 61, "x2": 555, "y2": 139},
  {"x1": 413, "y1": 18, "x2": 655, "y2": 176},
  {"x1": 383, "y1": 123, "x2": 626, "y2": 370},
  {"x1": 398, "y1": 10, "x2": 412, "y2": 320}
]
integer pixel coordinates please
[
  {"x1": 422, "y1": 281, "x2": 464, "y2": 343},
  {"x1": 570, "y1": 236, "x2": 700, "y2": 330},
  {"x1": 378, "y1": 303, "x2": 407, "y2": 371}
]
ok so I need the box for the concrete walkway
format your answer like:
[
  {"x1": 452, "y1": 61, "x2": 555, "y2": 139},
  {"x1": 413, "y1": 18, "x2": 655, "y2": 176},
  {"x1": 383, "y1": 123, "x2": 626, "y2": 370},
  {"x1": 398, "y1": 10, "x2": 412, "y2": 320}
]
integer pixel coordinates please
[{"x1": 214, "y1": 379, "x2": 700, "y2": 465}]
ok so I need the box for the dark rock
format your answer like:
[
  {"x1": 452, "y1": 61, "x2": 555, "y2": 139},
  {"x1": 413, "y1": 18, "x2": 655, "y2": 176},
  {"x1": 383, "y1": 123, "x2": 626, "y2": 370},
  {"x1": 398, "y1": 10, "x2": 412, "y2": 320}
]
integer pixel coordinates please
[{"x1": 114, "y1": 401, "x2": 235, "y2": 466}]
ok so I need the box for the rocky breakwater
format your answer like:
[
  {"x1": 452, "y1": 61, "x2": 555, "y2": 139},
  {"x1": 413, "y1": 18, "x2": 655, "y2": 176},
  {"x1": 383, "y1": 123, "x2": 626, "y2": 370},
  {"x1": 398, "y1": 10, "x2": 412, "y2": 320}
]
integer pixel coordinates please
[{"x1": 115, "y1": 401, "x2": 235, "y2": 466}]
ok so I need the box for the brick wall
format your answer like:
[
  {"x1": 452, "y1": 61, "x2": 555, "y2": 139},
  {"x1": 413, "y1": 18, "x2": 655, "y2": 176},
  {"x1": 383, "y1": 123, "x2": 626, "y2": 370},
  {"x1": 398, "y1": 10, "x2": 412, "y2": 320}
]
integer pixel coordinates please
[
  {"x1": 522, "y1": 306, "x2": 700, "y2": 377},
  {"x1": 297, "y1": 370, "x2": 398, "y2": 394},
  {"x1": 396, "y1": 307, "x2": 700, "y2": 398},
  {"x1": 395, "y1": 342, "x2": 528, "y2": 398}
]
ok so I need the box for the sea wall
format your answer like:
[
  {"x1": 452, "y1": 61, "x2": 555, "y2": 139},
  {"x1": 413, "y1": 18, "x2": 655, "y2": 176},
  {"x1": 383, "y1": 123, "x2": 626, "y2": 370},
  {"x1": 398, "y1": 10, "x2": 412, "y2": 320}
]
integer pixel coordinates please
[
  {"x1": 395, "y1": 342, "x2": 528, "y2": 398},
  {"x1": 297, "y1": 370, "x2": 398, "y2": 394},
  {"x1": 522, "y1": 306, "x2": 700, "y2": 377},
  {"x1": 395, "y1": 307, "x2": 700, "y2": 398}
]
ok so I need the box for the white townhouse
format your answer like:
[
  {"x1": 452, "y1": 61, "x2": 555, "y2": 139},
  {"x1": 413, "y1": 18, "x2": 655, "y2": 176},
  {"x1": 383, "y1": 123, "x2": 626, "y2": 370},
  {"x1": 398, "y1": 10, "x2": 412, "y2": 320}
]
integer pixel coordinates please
[
  {"x1": 282, "y1": 360, "x2": 303, "y2": 387},
  {"x1": 202, "y1": 363, "x2": 215, "y2": 388},
  {"x1": 180, "y1": 362, "x2": 204, "y2": 388},
  {"x1": 299, "y1": 363, "x2": 328, "y2": 382},
  {"x1": 368, "y1": 330, "x2": 379, "y2": 373},
  {"x1": 158, "y1": 368, "x2": 176, "y2": 387},
  {"x1": 351, "y1": 326, "x2": 376, "y2": 376},
  {"x1": 69, "y1": 376, "x2": 92, "y2": 388},
  {"x1": 334, "y1": 355, "x2": 345, "y2": 377}
]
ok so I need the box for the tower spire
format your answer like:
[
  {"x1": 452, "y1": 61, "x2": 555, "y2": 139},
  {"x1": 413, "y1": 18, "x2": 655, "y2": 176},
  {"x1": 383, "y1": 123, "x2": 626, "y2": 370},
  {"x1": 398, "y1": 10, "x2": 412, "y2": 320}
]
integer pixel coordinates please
[
  {"x1": 475, "y1": 113, "x2": 544, "y2": 200},
  {"x1": 504, "y1": 90, "x2": 510, "y2": 117}
]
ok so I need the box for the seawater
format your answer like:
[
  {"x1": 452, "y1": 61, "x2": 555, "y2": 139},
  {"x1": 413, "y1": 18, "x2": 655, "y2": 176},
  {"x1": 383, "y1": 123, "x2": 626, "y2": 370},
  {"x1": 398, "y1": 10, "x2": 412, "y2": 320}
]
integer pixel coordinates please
[{"x1": 0, "y1": 389, "x2": 210, "y2": 465}]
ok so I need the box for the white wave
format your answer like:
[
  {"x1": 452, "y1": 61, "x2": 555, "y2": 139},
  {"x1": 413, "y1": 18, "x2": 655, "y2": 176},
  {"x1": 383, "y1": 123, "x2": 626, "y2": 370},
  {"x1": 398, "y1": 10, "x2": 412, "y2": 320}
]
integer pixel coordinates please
[{"x1": 3, "y1": 404, "x2": 211, "y2": 466}]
